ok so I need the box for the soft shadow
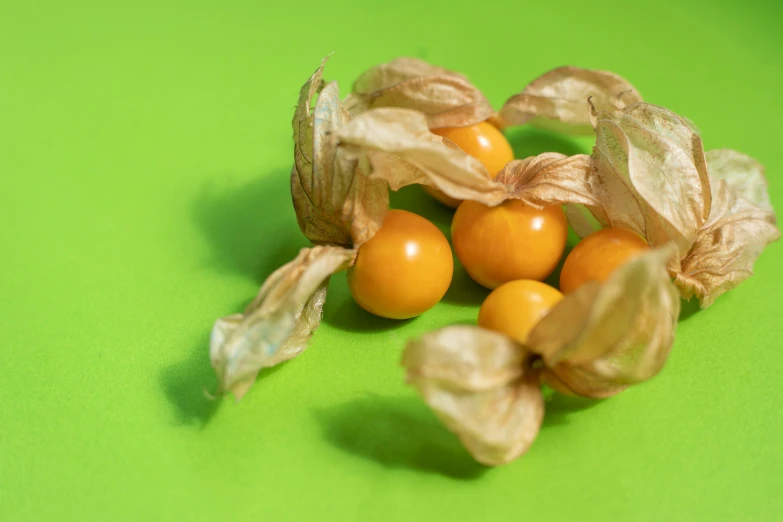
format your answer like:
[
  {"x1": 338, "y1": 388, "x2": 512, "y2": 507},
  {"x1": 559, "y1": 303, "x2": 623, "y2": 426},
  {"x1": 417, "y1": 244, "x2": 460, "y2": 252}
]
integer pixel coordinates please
[
  {"x1": 441, "y1": 261, "x2": 488, "y2": 307},
  {"x1": 315, "y1": 395, "x2": 487, "y2": 480},
  {"x1": 389, "y1": 184, "x2": 454, "y2": 235},
  {"x1": 165, "y1": 168, "x2": 307, "y2": 425},
  {"x1": 159, "y1": 333, "x2": 222, "y2": 427},
  {"x1": 322, "y1": 275, "x2": 414, "y2": 332},
  {"x1": 505, "y1": 126, "x2": 588, "y2": 159},
  {"x1": 543, "y1": 392, "x2": 603, "y2": 428},
  {"x1": 679, "y1": 298, "x2": 701, "y2": 321},
  {"x1": 191, "y1": 168, "x2": 308, "y2": 283}
]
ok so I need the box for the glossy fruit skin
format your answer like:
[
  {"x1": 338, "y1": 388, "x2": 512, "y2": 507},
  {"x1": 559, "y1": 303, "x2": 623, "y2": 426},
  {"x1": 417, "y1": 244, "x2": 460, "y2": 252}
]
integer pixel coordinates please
[
  {"x1": 559, "y1": 227, "x2": 650, "y2": 294},
  {"x1": 347, "y1": 209, "x2": 453, "y2": 320},
  {"x1": 425, "y1": 121, "x2": 515, "y2": 208},
  {"x1": 451, "y1": 200, "x2": 568, "y2": 289},
  {"x1": 478, "y1": 280, "x2": 564, "y2": 344}
]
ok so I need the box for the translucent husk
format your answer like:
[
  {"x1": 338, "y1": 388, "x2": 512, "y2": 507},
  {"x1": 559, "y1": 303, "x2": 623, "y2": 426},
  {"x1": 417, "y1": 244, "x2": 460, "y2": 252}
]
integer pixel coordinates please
[
  {"x1": 211, "y1": 246, "x2": 355, "y2": 398},
  {"x1": 498, "y1": 66, "x2": 643, "y2": 135},
  {"x1": 343, "y1": 57, "x2": 494, "y2": 129},
  {"x1": 403, "y1": 248, "x2": 679, "y2": 465}
]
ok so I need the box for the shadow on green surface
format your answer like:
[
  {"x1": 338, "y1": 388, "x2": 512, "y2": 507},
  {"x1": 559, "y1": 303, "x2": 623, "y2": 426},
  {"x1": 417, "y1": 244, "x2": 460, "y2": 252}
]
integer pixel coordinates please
[
  {"x1": 323, "y1": 290, "x2": 415, "y2": 332},
  {"x1": 679, "y1": 298, "x2": 702, "y2": 322},
  {"x1": 191, "y1": 168, "x2": 307, "y2": 284},
  {"x1": 441, "y1": 262, "x2": 488, "y2": 307},
  {"x1": 315, "y1": 395, "x2": 487, "y2": 480},
  {"x1": 543, "y1": 392, "x2": 603, "y2": 428},
  {"x1": 159, "y1": 333, "x2": 222, "y2": 427},
  {"x1": 506, "y1": 126, "x2": 588, "y2": 159}
]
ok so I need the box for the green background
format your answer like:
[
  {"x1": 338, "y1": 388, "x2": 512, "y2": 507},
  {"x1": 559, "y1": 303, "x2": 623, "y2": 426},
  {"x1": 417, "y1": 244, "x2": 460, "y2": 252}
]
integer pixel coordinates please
[{"x1": 2, "y1": 0, "x2": 782, "y2": 520}]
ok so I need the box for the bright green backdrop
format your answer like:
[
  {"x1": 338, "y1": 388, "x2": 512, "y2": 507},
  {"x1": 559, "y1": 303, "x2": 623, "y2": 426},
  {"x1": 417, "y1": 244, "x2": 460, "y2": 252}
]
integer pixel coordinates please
[{"x1": 2, "y1": 1, "x2": 782, "y2": 520}]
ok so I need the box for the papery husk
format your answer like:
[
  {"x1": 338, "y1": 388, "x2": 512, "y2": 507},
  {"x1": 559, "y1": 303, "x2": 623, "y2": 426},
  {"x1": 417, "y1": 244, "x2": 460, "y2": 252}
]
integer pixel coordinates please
[
  {"x1": 291, "y1": 59, "x2": 389, "y2": 248},
  {"x1": 498, "y1": 66, "x2": 642, "y2": 135},
  {"x1": 210, "y1": 246, "x2": 355, "y2": 399},
  {"x1": 495, "y1": 153, "x2": 598, "y2": 209},
  {"x1": 402, "y1": 326, "x2": 544, "y2": 466},
  {"x1": 344, "y1": 57, "x2": 494, "y2": 129},
  {"x1": 674, "y1": 149, "x2": 779, "y2": 307},
  {"x1": 338, "y1": 107, "x2": 599, "y2": 209},
  {"x1": 527, "y1": 247, "x2": 680, "y2": 398},
  {"x1": 588, "y1": 101, "x2": 712, "y2": 253}
]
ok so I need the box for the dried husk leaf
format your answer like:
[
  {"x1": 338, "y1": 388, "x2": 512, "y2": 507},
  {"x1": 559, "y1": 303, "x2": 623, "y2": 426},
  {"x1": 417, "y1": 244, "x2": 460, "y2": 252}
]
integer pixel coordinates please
[
  {"x1": 291, "y1": 60, "x2": 389, "y2": 248},
  {"x1": 210, "y1": 246, "x2": 355, "y2": 398},
  {"x1": 337, "y1": 107, "x2": 509, "y2": 205},
  {"x1": 495, "y1": 153, "x2": 598, "y2": 208},
  {"x1": 674, "y1": 149, "x2": 779, "y2": 307},
  {"x1": 498, "y1": 66, "x2": 642, "y2": 135},
  {"x1": 344, "y1": 57, "x2": 494, "y2": 129},
  {"x1": 588, "y1": 102, "x2": 712, "y2": 254},
  {"x1": 338, "y1": 108, "x2": 599, "y2": 209},
  {"x1": 402, "y1": 326, "x2": 544, "y2": 466},
  {"x1": 527, "y1": 247, "x2": 680, "y2": 398}
]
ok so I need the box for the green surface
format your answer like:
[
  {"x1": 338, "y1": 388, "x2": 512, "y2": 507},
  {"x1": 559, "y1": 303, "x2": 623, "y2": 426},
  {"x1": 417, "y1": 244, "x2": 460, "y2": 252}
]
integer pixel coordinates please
[{"x1": 2, "y1": 1, "x2": 782, "y2": 520}]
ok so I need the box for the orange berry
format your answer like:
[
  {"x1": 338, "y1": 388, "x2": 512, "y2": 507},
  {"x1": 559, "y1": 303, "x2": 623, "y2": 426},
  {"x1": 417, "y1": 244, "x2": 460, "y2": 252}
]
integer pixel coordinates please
[
  {"x1": 425, "y1": 121, "x2": 515, "y2": 208},
  {"x1": 559, "y1": 228, "x2": 649, "y2": 294},
  {"x1": 478, "y1": 280, "x2": 564, "y2": 344},
  {"x1": 451, "y1": 200, "x2": 568, "y2": 289},
  {"x1": 348, "y1": 210, "x2": 453, "y2": 319}
]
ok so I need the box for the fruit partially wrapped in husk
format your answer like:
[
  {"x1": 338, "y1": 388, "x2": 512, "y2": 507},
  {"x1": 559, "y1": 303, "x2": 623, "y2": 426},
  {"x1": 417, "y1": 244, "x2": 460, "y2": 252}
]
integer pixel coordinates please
[
  {"x1": 403, "y1": 247, "x2": 680, "y2": 466},
  {"x1": 567, "y1": 100, "x2": 779, "y2": 307},
  {"x1": 209, "y1": 57, "x2": 778, "y2": 400},
  {"x1": 210, "y1": 59, "x2": 618, "y2": 399}
]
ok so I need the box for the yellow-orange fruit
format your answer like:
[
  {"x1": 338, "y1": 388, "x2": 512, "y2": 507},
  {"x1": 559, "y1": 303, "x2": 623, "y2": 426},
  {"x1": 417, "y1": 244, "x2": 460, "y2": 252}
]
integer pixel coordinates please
[
  {"x1": 425, "y1": 121, "x2": 515, "y2": 208},
  {"x1": 348, "y1": 209, "x2": 453, "y2": 319},
  {"x1": 478, "y1": 280, "x2": 564, "y2": 344},
  {"x1": 451, "y1": 200, "x2": 568, "y2": 289},
  {"x1": 559, "y1": 227, "x2": 650, "y2": 294}
]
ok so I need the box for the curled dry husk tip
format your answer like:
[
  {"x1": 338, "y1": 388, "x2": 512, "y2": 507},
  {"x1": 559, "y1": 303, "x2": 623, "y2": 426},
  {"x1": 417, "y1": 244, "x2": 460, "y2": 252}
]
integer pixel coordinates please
[{"x1": 403, "y1": 247, "x2": 679, "y2": 466}]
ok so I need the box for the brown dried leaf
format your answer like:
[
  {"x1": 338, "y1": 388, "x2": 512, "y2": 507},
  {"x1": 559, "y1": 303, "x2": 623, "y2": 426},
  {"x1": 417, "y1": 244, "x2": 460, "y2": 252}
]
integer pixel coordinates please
[
  {"x1": 674, "y1": 150, "x2": 779, "y2": 307},
  {"x1": 499, "y1": 66, "x2": 642, "y2": 135},
  {"x1": 495, "y1": 153, "x2": 598, "y2": 209},
  {"x1": 210, "y1": 246, "x2": 355, "y2": 399},
  {"x1": 337, "y1": 107, "x2": 510, "y2": 206},
  {"x1": 527, "y1": 247, "x2": 680, "y2": 398},
  {"x1": 589, "y1": 102, "x2": 712, "y2": 253},
  {"x1": 344, "y1": 57, "x2": 494, "y2": 129},
  {"x1": 291, "y1": 60, "x2": 389, "y2": 248},
  {"x1": 402, "y1": 326, "x2": 544, "y2": 466}
]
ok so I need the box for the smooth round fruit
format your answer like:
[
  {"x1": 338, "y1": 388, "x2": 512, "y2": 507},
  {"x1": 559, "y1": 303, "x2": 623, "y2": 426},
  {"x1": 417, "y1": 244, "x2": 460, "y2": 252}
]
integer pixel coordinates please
[
  {"x1": 347, "y1": 209, "x2": 453, "y2": 319},
  {"x1": 559, "y1": 227, "x2": 649, "y2": 294},
  {"x1": 478, "y1": 280, "x2": 564, "y2": 344},
  {"x1": 451, "y1": 200, "x2": 568, "y2": 289},
  {"x1": 425, "y1": 121, "x2": 515, "y2": 208}
]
